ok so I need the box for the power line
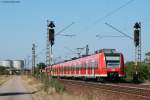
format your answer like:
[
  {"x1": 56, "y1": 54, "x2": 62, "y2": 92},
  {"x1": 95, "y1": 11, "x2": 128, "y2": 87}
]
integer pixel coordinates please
[
  {"x1": 58, "y1": 34, "x2": 76, "y2": 37},
  {"x1": 56, "y1": 22, "x2": 75, "y2": 36},
  {"x1": 96, "y1": 34, "x2": 126, "y2": 39},
  {"x1": 105, "y1": 22, "x2": 133, "y2": 40},
  {"x1": 80, "y1": 0, "x2": 135, "y2": 34},
  {"x1": 0, "y1": 0, "x2": 21, "y2": 3},
  {"x1": 93, "y1": 0, "x2": 135, "y2": 25}
]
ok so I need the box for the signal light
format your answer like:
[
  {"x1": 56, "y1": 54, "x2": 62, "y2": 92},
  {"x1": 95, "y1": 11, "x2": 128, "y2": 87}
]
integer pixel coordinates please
[
  {"x1": 48, "y1": 29, "x2": 55, "y2": 46},
  {"x1": 48, "y1": 21, "x2": 55, "y2": 28},
  {"x1": 134, "y1": 29, "x2": 139, "y2": 47},
  {"x1": 134, "y1": 22, "x2": 140, "y2": 29}
]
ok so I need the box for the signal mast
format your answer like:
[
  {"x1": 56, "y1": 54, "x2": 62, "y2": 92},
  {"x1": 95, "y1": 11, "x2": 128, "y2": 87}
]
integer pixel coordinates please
[
  {"x1": 46, "y1": 20, "x2": 55, "y2": 66},
  {"x1": 133, "y1": 22, "x2": 141, "y2": 81}
]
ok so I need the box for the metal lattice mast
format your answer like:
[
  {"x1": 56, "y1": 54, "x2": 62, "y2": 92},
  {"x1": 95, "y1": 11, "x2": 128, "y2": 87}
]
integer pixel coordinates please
[
  {"x1": 139, "y1": 22, "x2": 141, "y2": 63},
  {"x1": 133, "y1": 22, "x2": 141, "y2": 81},
  {"x1": 46, "y1": 20, "x2": 50, "y2": 66},
  {"x1": 46, "y1": 20, "x2": 55, "y2": 66},
  {"x1": 134, "y1": 22, "x2": 141, "y2": 65},
  {"x1": 32, "y1": 43, "x2": 35, "y2": 74}
]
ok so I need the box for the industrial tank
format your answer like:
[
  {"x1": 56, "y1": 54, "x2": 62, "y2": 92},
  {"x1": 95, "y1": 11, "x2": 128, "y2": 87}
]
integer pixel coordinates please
[
  {"x1": 0, "y1": 60, "x2": 12, "y2": 68},
  {"x1": 12, "y1": 60, "x2": 24, "y2": 70}
]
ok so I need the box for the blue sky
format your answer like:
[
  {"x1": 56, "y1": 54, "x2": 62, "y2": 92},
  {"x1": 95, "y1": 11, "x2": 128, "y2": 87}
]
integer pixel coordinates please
[{"x1": 0, "y1": 0, "x2": 150, "y2": 66}]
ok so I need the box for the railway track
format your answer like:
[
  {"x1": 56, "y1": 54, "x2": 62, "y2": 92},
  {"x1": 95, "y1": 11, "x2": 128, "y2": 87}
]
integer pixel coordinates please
[{"x1": 59, "y1": 79, "x2": 150, "y2": 99}]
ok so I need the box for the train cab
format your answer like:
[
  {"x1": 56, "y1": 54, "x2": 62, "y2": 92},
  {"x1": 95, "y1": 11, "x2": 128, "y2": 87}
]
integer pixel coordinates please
[{"x1": 97, "y1": 49, "x2": 125, "y2": 80}]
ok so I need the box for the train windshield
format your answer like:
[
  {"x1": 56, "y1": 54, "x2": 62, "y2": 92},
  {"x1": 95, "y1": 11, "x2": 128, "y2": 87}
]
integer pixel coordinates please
[{"x1": 105, "y1": 53, "x2": 120, "y2": 68}]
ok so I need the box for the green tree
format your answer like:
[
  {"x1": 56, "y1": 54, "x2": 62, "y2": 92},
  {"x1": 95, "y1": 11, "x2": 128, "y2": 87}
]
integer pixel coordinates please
[
  {"x1": 145, "y1": 52, "x2": 150, "y2": 63},
  {"x1": 125, "y1": 61, "x2": 150, "y2": 82},
  {"x1": 125, "y1": 61, "x2": 135, "y2": 80},
  {"x1": 0, "y1": 66, "x2": 9, "y2": 75},
  {"x1": 37, "y1": 62, "x2": 46, "y2": 69},
  {"x1": 145, "y1": 52, "x2": 150, "y2": 56},
  {"x1": 34, "y1": 62, "x2": 46, "y2": 79}
]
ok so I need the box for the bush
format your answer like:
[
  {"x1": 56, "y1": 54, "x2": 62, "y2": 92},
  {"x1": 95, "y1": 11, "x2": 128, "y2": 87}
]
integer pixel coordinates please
[
  {"x1": 125, "y1": 62, "x2": 135, "y2": 80},
  {"x1": 33, "y1": 71, "x2": 65, "y2": 93},
  {"x1": 125, "y1": 62, "x2": 150, "y2": 82},
  {"x1": 139, "y1": 64, "x2": 150, "y2": 81},
  {"x1": 0, "y1": 66, "x2": 9, "y2": 75},
  {"x1": 50, "y1": 78, "x2": 65, "y2": 93}
]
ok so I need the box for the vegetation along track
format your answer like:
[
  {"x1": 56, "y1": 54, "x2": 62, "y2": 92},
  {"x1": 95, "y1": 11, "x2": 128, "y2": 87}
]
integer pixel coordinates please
[{"x1": 59, "y1": 79, "x2": 150, "y2": 99}]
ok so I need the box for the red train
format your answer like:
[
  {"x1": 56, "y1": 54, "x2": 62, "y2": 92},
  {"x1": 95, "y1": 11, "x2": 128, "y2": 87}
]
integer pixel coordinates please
[{"x1": 46, "y1": 49, "x2": 125, "y2": 81}]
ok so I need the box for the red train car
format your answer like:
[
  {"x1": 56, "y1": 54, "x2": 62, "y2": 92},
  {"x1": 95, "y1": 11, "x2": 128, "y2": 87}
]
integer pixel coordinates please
[{"x1": 46, "y1": 49, "x2": 125, "y2": 80}]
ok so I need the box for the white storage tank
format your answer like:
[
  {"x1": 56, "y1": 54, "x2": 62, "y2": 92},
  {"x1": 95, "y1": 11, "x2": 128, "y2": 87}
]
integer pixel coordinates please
[
  {"x1": 12, "y1": 60, "x2": 24, "y2": 70},
  {"x1": 0, "y1": 60, "x2": 12, "y2": 68}
]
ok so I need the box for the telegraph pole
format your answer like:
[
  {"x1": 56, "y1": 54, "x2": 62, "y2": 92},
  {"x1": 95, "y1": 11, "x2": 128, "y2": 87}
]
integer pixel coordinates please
[{"x1": 32, "y1": 43, "x2": 36, "y2": 74}]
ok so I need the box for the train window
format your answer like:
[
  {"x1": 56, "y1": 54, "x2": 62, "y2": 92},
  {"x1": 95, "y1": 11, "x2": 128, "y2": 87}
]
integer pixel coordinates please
[
  {"x1": 67, "y1": 65, "x2": 69, "y2": 71},
  {"x1": 91, "y1": 62, "x2": 93, "y2": 68},
  {"x1": 65, "y1": 67, "x2": 67, "y2": 71},
  {"x1": 87, "y1": 62, "x2": 90, "y2": 67},
  {"x1": 78, "y1": 63, "x2": 80, "y2": 68},
  {"x1": 70, "y1": 66, "x2": 72, "y2": 71},
  {"x1": 76, "y1": 63, "x2": 78, "y2": 68},
  {"x1": 70, "y1": 65, "x2": 71, "y2": 71},
  {"x1": 72, "y1": 66, "x2": 73, "y2": 71},
  {"x1": 89, "y1": 62, "x2": 92, "y2": 68},
  {"x1": 94, "y1": 61, "x2": 98, "y2": 68},
  {"x1": 85, "y1": 63, "x2": 88, "y2": 68},
  {"x1": 59, "y1": 67, "x2": 61, "y2": 72},
  {"x1": 81, "y1": 64, "x2": 83, "y2": 68},
  {"x1": 74, "y1": 64, "x2": 76, "y2": 71},
  {"x1": 90, "y1": 62, "x2": 92, "y2": 68},
  {"x1": 83, "y1": 63, "x2": 86, "y2": 68},
  {"x1": 105, "y1": 54, "x2": 120, "y2": 68},
  {"x1": 76, "y1": 67, "x2": 79, "y2": 71},
  {"x1": 66, "y1": 66, "x2": 68, "y2": 71},
  {"x1": 72, "y1": 65, "x2": 74, "y2": 71},
  {"x1": 80, "y1": 64, "x2": 82, "y2": 68},
  {"x1": 73, "y1": 65, "x2": 75, "y2": 71}
]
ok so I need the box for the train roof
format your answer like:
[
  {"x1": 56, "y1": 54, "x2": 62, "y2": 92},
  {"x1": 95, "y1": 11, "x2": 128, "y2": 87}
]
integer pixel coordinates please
[{"x1": 51, "y1": 49, "x2": 121, "y2": 66}]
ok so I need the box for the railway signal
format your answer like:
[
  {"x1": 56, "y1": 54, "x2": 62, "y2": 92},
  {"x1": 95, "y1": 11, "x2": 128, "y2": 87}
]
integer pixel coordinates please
[
  {"x1": 133, "y1": 22, "x2": 141, "y2": 82},
  {"x1": 48, "y1": 21, "x2": 55, "y2": 46},
  {"x1": 46, "y1": 20, "x2": 55, "y2": 66},
  {"x1": 134, "y1": 29, "x2": 140, "y2": 47},
  {"x1": 134, "y1": 22, "x2": 141, "y2": 47}
]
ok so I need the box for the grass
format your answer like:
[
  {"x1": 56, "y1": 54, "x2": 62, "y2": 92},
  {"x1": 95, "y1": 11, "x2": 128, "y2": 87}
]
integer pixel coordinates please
[
  {"x1": 21, "y1": 75, "x2": 101, "y2": 100},
  {"x1": 49, "y1": 78, "x2": 65, "y2": 93},
  {"x1": 0, "y1": 75, "x2": 11, "y2": 85}
]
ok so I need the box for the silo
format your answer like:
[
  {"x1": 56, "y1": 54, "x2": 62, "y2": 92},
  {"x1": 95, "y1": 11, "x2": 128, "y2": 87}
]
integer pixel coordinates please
[
  {"x1": 0, "y1": 60, "x2": 12, "y2": 68},
  {"x1": 12, "y1": 60, "x2": 24, "y2": 70}
]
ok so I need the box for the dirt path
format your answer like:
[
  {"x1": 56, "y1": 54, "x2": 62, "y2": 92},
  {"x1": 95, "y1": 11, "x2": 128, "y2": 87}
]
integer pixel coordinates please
[{"x1": 0, "y1": 76, "x2": 34, "y2": 100}]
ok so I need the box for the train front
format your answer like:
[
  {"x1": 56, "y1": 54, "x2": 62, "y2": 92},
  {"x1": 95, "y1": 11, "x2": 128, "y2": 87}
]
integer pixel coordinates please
[{"x1": 104, "y1": 50, "x2": 125, "y2": 80}]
